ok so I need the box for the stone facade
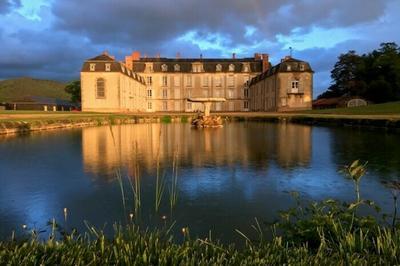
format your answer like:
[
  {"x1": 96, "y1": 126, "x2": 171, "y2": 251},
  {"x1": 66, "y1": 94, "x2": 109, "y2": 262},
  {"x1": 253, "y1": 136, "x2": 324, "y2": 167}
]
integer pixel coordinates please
[
  {"x1": 124, "y1": 52, "x2": 268, "y2": 112},
  {"x1": 81, "y1": 53, "x2": 147, "y2": 112},
  {"x1": 248, "y1": 57, "x2": 313, "y2": 112},
  {"x1": 81, "y1": 52, "x2": 313, "y2": 113}
]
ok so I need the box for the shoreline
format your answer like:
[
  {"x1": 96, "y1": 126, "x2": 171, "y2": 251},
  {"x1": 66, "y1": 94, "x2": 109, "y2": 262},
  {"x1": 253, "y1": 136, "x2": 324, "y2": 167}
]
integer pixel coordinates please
[{"x1": 1, "y1": 112, "x2": 400, "y2": 135}]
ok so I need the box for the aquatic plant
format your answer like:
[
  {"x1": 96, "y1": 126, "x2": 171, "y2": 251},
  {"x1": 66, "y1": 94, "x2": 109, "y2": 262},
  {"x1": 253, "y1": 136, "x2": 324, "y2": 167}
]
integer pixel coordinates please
[{"x1": 169, "y1": 149, "x2": 179, "y2": 211}]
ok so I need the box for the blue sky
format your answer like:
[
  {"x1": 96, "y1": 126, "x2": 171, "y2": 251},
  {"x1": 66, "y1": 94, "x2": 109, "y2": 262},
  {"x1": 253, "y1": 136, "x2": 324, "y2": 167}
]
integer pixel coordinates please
[{"x1": 0, "y1": 0, "x2": 399, "y2": 97}]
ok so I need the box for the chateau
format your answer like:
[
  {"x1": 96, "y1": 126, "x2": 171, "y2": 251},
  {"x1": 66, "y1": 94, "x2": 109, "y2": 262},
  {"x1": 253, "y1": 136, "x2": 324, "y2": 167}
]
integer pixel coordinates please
[{"x1": 81, "y1": 51, "x2": 313, "y2": 113}]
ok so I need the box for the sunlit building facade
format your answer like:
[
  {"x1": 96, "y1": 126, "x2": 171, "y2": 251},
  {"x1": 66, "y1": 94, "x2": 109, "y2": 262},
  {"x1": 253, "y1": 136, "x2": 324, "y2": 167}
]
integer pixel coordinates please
[{"x1": 81, "y1": 52, "x2": 313, "y2": 112}]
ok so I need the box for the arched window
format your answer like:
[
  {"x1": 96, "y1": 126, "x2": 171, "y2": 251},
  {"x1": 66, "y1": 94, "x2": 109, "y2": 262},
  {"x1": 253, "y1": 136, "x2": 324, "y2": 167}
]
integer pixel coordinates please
[
  {"x1": 216, "y1": 64, "x2": 222, "y2": 72},
  {"x1": 229, "y1": 64, "x2": 235, "y2": 71},
  {"x1": 96, "y1": 78, "x2": 105, "y2": 98}
]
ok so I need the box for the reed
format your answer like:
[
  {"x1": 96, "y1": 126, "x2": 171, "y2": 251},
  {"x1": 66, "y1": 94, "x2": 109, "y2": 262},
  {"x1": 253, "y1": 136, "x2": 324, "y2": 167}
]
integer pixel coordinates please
[{"x1": 169, "y1": 148, "x2": 179, "y2": 211}]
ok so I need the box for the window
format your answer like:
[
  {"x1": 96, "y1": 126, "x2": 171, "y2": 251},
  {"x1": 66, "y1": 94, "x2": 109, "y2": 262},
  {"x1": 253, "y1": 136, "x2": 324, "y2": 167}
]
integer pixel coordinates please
[
  {"x1": 174, "y1": 89, "x2": 180, "y2": 99},
  {"x1": 187, "y1": 102, "x2": 192, "y2": 110},
  {"x1": 244, "y1": 88, "x2": 249, "y2": 98},
  {"x1": 186, "y1": 75, "x2": 192, "y2": 86},
  {"x1": 147, "y1": 76, "x2": 152, "y2": 85},
  {"x1": 227, "y1": 89, "x2": 234, "y2": 98},
  {"x1": 287, "y1": 65, "x2": 291, "y2": 71},
  {"x1": 202, "y1": 76, "x2": 209, "y2": 87},
  {"x1": 192, "y1": 64, "x2": 203, "y2": 72},
  {"x1": 147, "y1": 89, "x2": 152, "y2": 97},
  {"x1": 227, "y1": 76, "x2": 235, "y2": 87},
  {"x1": 174, "y1": 64, "x2": 180, "y2": 72},
  {"x1": 244, "y1": 101, "x2": 249, "y2": 109},
  {"x1": 96, "y1": 78, "x2": 105, "y2": 98},
  {"x1": 174, "y1": 77, "x2": 180, "y2": 87},
  {"x1": 162, "y1": 76, "x2": 168, "y2": 86},
  {"x1": 281, "y1": 98, "x2": 287, "y2": 106},
  {"x1": 290, "y1": 80, "x2": 300, "y2": 93},
  {"x1": 229, "y1": 64, "x2": 235, "y2": 71},
  {"x1": 162, "y1": 101, "x2": 168, "y2": 111},
  {"x1": 161, "y1": 64, "x2": 168, "y2": 72},
  {"x1": 187, "y1": 88, "x2": 192, "y2": 98},
  {"x1": 216, "y1": 64, "x2": 222, "y2": 72},
  {"x1": 300, "y1": 64, "x2": 305, "y2": 71},
  {"x1": 90, "y1": 63, "x2": 96, "y2": 71},
  {"x1": 243, "y1": 65, "x2": 249, "y2": 72},
  {"x1": 105, "y1": 63, "x2": 111, "y2": 71},
  {"x1": 214, "y1": 76, "x2": 222, "y2": 87},
  {"x1": 162, "y1": 89, "x2": 168, "y2": 99},
  {"x1": 148, "y1": 102, "x2": 152, "y2": 110}
]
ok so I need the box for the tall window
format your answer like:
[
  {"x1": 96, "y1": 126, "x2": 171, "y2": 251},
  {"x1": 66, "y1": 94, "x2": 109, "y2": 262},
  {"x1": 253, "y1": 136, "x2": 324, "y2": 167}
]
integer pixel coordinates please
[
  {"x1": 148, "y1": 102, "x2": 152, "y2": 110},
  {"x1": 202, "y1": 76, "x2": 209, "y2": 87},
  {"x1": 174, "y1": 76, "x2": 180, "y2": 86},
  {"x1": 147, "y1": 89, "x2": 152, "y2": 97},
  {"x1": 187, "y1": 102, "x2": 192, "y2": 110},
  {"x1": 291, "y1": 80, "x2": 299, "y2": 93},
  {"x1": 186, "y1": 75, "x2": 192, "y2": 86},
  {"x1": 244, "y1": 88, "x2": 249, "y2": 98},
  {"x1": 162, "y1": 76, "x2": 168, "y2": 86},
  {"x1": 244, "y1": 101, "x2": 249, "y2": 109},
  {"x1": 96, "y1": 78, "x2": 105, "y2": 98},
  {"x1": 163, "y1": 101, "x2": 168, "y2": 111},
  {"x1": 214, "y1": 76, "x2": 222, "y2": 87},
  {"x1": 162, "y1": 89, "x2": 168, "y2": 99},
  {"x1": 227, "y1": 76, "x2": 235, "y2": 87},
  {"x1": 147, "y1": 76, "x2": 152, "y2": 85}
]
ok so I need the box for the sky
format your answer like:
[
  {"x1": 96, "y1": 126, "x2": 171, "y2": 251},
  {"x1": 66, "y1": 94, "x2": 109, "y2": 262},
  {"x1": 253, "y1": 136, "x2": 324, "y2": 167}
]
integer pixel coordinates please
[{"x1": 0, "y1": 0, "x2": 399, "y2": 97}]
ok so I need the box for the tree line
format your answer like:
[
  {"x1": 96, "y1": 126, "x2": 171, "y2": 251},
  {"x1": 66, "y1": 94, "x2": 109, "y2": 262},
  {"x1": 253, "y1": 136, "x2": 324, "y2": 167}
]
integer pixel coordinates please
[{"x1": 318, "y1": 42, "x2": 400, "y2": 103}]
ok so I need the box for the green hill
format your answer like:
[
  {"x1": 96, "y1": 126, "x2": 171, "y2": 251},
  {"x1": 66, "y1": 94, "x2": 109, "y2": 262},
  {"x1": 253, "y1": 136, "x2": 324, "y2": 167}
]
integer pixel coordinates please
[{"x1": 0, "y1": 77, "x2": 70, "y2": 102}]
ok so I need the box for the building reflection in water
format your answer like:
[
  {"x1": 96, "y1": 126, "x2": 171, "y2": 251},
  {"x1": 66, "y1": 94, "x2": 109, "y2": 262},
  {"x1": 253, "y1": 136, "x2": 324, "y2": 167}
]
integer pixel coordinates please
[{"x1": 82, "y1": 122, "x2": 312, "y2": 179}]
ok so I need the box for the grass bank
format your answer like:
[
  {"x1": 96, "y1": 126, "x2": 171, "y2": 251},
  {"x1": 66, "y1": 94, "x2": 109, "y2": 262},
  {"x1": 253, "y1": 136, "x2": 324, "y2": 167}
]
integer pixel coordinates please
[{"x1": 305, "y1": 101, "x2": 400, "y2": 115}]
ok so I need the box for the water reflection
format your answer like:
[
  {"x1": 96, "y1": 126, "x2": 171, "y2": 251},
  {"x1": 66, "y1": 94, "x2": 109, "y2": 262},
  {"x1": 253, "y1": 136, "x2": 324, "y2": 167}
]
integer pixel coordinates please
[{"x1": 82, "y1": 123, "x2": 312, "y2": 178}]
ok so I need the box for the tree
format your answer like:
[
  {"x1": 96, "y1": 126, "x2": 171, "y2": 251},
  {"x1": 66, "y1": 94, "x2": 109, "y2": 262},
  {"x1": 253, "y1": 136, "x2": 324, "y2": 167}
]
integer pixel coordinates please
[
  {"x1": 318, "y1": 42, "x2": 400, "y2": 103},
  {"x1": 65, "y1": 80, "x2": 81, "y2": 103}
]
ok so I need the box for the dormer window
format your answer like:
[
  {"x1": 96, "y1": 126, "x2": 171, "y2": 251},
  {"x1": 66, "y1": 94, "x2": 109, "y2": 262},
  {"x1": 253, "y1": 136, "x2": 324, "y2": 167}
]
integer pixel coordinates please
[
  {"x1": 105, "y1": 63, "x2": 111, "y2": 71},
  {"x1": 174, "y1": 64, "x2": 180, "y2": 72},
  {"x1": 243, "y1": 64, "x2": 249, "y2": 72},
  {"x1": 216, "y1": 64, "x2": 222, "y2": 72},
  {"x1": 229, "y1": 64, "x2": 235, "y2": 71},
  {"x1": 192, "y1": 63, "x2": 203, "y2": 72},
  {"x1": 161, "y1": 64, "x2": 168, "y2": 72},
  {"x1": 90, "y1": 63, "x2": 96, "y2": 71},
  {"x1": 287, "y1": 65, "x2": 291, "y2": 71},
  {"x1": 300, "y1": 64, "x2": 305, "y2": 71},
  {"x1": 121, "y1": 65, "x2": 125, "y2": 73}
]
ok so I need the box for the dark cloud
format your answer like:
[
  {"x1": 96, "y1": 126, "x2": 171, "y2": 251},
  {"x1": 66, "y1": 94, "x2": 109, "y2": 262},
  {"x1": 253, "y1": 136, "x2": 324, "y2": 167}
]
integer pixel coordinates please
[{"x1": 52, "y1": 0, "x2": 388, "y2": 51}]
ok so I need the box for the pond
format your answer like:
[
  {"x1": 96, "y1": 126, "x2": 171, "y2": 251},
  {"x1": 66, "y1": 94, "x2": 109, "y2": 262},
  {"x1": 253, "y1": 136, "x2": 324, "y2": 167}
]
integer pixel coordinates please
[{"x1": 0, "y1": 122, "x2": 399, "y2": 243}]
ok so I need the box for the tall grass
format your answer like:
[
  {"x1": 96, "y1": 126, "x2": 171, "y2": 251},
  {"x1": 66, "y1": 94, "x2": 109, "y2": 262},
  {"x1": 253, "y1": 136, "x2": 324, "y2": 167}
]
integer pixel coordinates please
[{"x1": 169, "y1": 148, "x2": 179, "y2": 211}]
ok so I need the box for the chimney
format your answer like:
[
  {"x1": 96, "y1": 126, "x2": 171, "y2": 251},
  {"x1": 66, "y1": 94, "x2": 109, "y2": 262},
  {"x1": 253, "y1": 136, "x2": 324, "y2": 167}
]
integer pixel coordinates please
[
  {"x1": 262, "y1": 53, "x2": 269, "y2": 72},
  {"x1": 254, "y1": 53, "x2": 261, "y2": 60},
  {"x1": 176, "y1": 52, "x2": 181, "y2": 59},
  {"x1": 132, "y1": 51, "x2": 140, "y2": 60},
  {"x1": 232, "y1": 53, "x2": 236, "y2": 59}
]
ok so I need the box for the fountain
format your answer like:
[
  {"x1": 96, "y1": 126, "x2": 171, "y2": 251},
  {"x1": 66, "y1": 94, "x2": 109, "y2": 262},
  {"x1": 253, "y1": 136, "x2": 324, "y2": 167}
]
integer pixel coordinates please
[{"x1": 187, "y1": 98, "x2": 226, "y2": 128}]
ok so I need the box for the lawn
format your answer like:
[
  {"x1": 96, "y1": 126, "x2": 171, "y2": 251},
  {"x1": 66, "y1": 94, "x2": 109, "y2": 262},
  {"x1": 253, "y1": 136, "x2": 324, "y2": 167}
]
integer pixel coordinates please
[{"x1": 305, "y1": 101, "x2": 400, "y2": 115}]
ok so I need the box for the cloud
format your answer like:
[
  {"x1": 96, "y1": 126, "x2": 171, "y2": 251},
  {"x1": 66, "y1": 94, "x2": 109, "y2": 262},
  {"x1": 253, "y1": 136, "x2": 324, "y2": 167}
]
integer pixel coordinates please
[{"x1": 0, "y1": 0, "x2": 398, "y2": 97}]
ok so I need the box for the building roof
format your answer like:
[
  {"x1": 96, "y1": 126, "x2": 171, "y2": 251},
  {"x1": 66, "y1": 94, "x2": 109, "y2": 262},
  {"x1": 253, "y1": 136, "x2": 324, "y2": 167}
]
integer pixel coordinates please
[
  {"x1": 132, "y1": 58, "x2": 263, "y2": 73},
  {"x1": 81, "y1": 53, "x2": 146, "y2": 85},
  {"x1": 9, "y1": 96, "x2": 77, "y2": 106},
  {"x1": 248, "y1": 57, "x2": 313, "y2": 86}
]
